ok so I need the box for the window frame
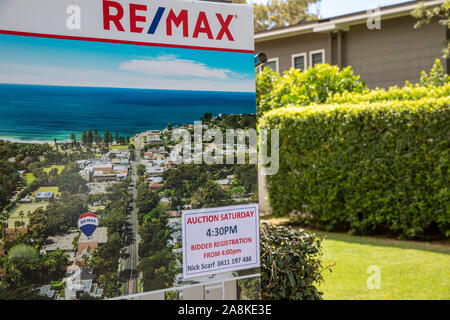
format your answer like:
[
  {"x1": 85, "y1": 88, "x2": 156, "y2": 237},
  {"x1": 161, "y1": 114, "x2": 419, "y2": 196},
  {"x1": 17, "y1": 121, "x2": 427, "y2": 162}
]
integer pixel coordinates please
[
  {"x1": 291, "y1": 52, "x2": 307, "y2": 71},
  {"x1": 309, "y1": 49, "x2": 325, "y2": 67},
  {"x1": 260, "y1": 57, "x2": 279, "y2": 73}
]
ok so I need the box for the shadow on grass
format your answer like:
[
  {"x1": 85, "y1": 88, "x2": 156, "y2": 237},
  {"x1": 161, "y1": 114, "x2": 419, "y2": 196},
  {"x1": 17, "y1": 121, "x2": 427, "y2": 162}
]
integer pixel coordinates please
[{"x1": 260, "y1": 214, "x2": 450, "y2": 255}]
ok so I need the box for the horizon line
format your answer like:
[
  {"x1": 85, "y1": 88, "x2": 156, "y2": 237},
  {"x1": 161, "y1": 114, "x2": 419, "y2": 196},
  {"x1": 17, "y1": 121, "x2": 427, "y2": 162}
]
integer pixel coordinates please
[{"x1": 0, "y1": 82, "x2": 256, "y2": 94}]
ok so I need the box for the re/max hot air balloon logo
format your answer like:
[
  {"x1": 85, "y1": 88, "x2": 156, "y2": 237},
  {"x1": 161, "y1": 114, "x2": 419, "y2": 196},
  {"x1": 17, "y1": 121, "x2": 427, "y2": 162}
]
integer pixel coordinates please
[{"x1": 78, "y1": 212, "x2": 98, "y2": 238}]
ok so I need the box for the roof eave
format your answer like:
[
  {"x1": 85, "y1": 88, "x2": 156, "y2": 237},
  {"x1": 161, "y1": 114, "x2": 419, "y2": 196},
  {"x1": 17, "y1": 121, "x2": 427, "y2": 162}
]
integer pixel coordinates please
[{"x1": 255, "y1": 0, "x2": 444, "y2": 43}]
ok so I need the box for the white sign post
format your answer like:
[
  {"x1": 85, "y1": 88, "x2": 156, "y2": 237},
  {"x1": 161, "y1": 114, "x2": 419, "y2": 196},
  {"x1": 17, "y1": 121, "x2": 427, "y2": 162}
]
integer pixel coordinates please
[{"x1": 182, "y1": 204, "x2": 260, "y2": 279}]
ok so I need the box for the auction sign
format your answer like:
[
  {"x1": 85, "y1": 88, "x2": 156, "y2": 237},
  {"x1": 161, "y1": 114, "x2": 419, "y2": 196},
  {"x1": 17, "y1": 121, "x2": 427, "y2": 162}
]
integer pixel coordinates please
[
  {"x1": 182, "y1": 204, "x2": 260, "y2": 278},
  {"x1": 0, "y1": 0, "x2": 258, "y2": 300}
]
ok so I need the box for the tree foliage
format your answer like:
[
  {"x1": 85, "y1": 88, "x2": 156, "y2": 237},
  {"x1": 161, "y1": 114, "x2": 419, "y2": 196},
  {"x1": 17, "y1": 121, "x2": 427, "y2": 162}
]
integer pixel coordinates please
[
  {"x1": 138, "y1": 208, "x2": 170, "y2": 258},
  {"x1": 27, "y1": 193, "x2": 87, "y2": 243},
  {"x1": 256, "y1": 64, "x2": 367, "y2": 116},
  {"x1": 138, "y1": 249, "x2": 177, "y2": 292},
  {"x1": 260, "y1": 223, "x2": 328, "y2": 300},
  {"x1": 0, "y1": 141, "x2": 51, "y2": 210},
  {"x1": 412, "y1": 0, "x2": 450, "y2": 58},
  {"x1": 137, "y1": 203, "x2": 178, "y2": 292},
  {"x1": 2, "y1": 244, "x2": 68, "y2": 288},
  {"x1": 56, "y1": 171, "x2": 87, "y2": 194},
  {"x1": 88, "y1": 181, "x2": 131, "y2": 298},
  {"x1": 235, "y1": 0, "x2": 320, "y2": 32},
  {"x1": 0, "y1": 159, "x2": 20, "y2": 209},
  {"x1": 136, "y1": 164, "x2": 146, "y2": 177},
  {"x1": 136, "y1": 181, "x2": 160, "y2": 224},
  {"x1": 191, "y1": 180, "x2": 226, "y2": 209},
  {"x1": 234, "y1": 164, "x2": 258, "y2": 193},
  {"x1": 419, "y1": 58, "x2": 450, "y2": 87}
]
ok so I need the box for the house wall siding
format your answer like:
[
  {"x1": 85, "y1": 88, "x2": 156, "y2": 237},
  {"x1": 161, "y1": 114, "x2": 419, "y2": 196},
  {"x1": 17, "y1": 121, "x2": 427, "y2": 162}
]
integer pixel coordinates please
[
  {"x1": 255, "y1": 16, "x2": 447, "y2": 88},
  {"x1": 342, "y1": 16, "x2": 447, "y2": 88},
  {"x1": 255, "y1": 32, "x2": 330, "y2": 71}
]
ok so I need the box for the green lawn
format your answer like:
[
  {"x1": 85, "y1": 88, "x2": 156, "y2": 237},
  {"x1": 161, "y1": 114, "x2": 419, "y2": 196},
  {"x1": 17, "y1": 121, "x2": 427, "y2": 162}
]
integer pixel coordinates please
[
  {"x1": 316, "y1": 231, "x2": 450, "y2": 300},
  {"x1": 8, "y1": 202, "x2": 49, "y2": 228},
  {"x1": 43, "y1": 165, "x2": 66, "y2": 174},
  {"x1": 260, "y1": 216, "x2": 450, "y2": 300}
]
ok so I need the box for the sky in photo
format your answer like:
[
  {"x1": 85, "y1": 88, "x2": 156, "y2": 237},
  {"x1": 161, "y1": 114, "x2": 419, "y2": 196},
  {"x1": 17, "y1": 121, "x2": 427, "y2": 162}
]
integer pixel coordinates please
[
  {"x1": 250, "y1": 0, "x2": 413, "y2": 18},
  {"x1": 0, "y1": 34, "x2": 255, "y2": 92}
]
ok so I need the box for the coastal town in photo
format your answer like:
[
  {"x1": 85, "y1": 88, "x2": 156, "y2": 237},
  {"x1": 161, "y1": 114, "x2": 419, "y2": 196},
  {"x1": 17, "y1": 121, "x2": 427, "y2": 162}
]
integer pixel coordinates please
[
  {"x1": 0, "y1": 30, "x2": 259, "y2": 299},
  {"x1": 0, "y1": 115, "x2": 259, "y2": 300}
]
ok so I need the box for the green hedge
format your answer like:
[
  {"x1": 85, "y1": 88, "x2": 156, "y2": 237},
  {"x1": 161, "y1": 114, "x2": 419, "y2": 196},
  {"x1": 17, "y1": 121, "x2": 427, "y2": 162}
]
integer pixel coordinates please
[
  {"x1": 257, "y1": 64, "x2": 367, "y2": 116},
  {"x1": 328, "y1": 82, "x2": 450, "y2": 104},
  {"x1": 260, "y1": 223, "x2": 327, "y2": 300},
  {"x1": 259, "y1": 96, "x2": 450, "y2": 239}
]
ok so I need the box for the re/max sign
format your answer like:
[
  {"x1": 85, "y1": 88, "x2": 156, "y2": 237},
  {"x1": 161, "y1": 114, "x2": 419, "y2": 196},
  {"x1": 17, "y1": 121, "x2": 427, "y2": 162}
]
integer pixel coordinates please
[
  {"x1": 103, "y1": 0, "x2": 235, "y2": 41},
  {"x1": 78, "y1": 218, "x2": 98, "y2": 226}
]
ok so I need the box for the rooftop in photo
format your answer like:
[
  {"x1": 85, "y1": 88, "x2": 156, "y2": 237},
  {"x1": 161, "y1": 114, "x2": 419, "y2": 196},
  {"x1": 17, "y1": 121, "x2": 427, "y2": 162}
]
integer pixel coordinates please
[
  {"x1": 43, "y1": 231, "x2": 79, "y2": 252},
  {"x1": 79, "y1": 227, "x2": 108, "y2": 244},
  {"x1": 36, "y1": 192, "x2": 54, "y2": 198}
]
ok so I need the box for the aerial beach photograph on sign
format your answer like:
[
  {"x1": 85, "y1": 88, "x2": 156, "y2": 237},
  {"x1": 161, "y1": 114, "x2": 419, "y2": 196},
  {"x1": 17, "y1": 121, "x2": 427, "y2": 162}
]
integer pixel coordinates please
[{"x1": 0, "y1": 0, "x2": 260, "y2": 300}]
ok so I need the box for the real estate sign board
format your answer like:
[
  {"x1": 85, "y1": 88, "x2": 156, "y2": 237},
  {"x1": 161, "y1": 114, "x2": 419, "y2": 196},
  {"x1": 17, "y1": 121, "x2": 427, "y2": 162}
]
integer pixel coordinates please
[
  {"x1": 182, "y1": 204, "x2": 260, "y2": 279},
  {"x1": 0, "y1": 0, "x2": 259, "y2": 300}
]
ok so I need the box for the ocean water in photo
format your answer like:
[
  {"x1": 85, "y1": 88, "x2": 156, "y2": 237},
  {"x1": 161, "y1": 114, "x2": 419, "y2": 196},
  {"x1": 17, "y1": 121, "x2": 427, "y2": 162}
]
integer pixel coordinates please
[{"x1": 0, "y1": 84, "x2": 256, "y2": 142}]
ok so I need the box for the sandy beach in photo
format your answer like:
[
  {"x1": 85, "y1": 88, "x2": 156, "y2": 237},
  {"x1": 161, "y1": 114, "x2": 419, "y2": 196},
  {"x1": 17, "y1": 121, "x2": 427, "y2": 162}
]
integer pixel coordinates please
[{"x1": 0, "y1": 136, "x2": 71, "y2": 144}]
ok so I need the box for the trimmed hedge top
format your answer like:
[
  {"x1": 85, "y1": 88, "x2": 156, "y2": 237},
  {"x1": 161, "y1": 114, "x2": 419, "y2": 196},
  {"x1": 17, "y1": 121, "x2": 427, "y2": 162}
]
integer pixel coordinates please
[
  {"x1": 256, "y1": 64, "x2": 367, "y2": 116},
  {"x1": 261, "y1": 96, "x2": 450, "y2": 124},
  {"x1": 328, "y1": 82, "x2": 450, "y2": 104}
]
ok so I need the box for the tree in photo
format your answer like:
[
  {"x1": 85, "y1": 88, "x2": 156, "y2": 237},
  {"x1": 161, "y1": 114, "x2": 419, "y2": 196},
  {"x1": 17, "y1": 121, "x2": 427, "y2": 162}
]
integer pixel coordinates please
[
  {"x1": 70, "y1": 133, "x2": 77, "y2": 146},
  {"x1": 103, "y1": 129, "x2": 110, "y2": 146},
  {"x1": 191, "y1": 180, "x2": 227, "y2": 209},
  {"x1": 136, "y1": 164, "x2": 146, "y2": 177},
  {"x1": 56, "y1": 170, "x2": 87, "y2": 194},
  {"x1": 81, "y1": 130, "x2": 87, "y2": 146},
  {"x1": 87, "y1": 130, "x2": 93, "y2": 146},
  {"x1": 138, "y1": 249, "x2": 177, "y2": 292},
  {"x1": 3, "y1": 244, "x2": 40, "y2": 285}
]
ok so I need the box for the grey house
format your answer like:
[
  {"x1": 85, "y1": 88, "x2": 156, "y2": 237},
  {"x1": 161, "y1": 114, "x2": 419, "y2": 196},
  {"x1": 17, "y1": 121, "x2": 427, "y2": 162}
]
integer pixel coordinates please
[{"x1": 255, "y1": 0, "x2": 448, "y2": 88}]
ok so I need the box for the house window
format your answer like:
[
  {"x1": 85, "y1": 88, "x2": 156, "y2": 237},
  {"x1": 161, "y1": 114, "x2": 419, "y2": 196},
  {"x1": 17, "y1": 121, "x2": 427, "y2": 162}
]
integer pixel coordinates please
[
  {"x1": 262, "y1": 58, "x2": 279, "y2": 73},
  {"x1": 310, "y1": 50, "x2": 325, "y2": 67},
  {"x1": 292, "y1": 53, "x2": 306, "y2": 71}
]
